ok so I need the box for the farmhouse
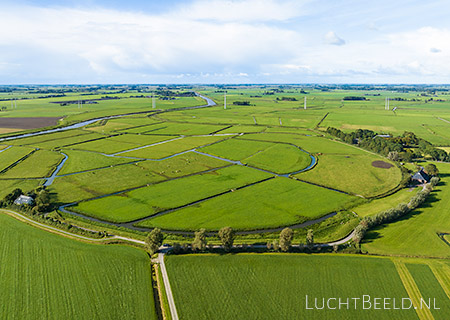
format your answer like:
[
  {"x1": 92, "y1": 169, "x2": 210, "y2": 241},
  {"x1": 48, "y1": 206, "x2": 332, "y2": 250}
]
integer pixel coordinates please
[
  {"x1": 14, "y1": 195, "x2": 34, "y2": 206},
  {"x1": 411, "y1": 170, "x2": 430, "y2": 184}
]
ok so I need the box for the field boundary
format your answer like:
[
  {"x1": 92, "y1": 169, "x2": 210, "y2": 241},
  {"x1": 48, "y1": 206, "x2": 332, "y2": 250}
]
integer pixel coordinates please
[{"x1": 393, "y1": 260, "x2": 435, "y2": 320}]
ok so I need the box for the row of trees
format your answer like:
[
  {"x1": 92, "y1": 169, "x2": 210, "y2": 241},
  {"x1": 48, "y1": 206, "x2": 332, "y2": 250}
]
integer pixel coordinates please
[
  {"x1": 353, "y1": 177, "x2": 439, "y2": 246},
  {"x1": 145, "y1": 226, "x2": 317, "y2": 254},
  {"x1": 326, "y1": 127, "x2": 450, "y2": 162}
]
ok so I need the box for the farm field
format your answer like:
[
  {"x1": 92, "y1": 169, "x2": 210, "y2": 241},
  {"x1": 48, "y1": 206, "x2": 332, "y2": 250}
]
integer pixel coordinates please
[
  {"x1": 363, "y1": 162, "x2": 450, "y2": 258},
  {"x1": 138, "y1": 177, "x2": 359, "y2": 231},
  {"x1": 0, "y1": 150, "x2": 64, "y2": 178},
  {"x1": 70, "y1": 165, "x2": 271, "y2": 223},
  {"x1": 296, "y1": 153, "x2": 402, "y2": 197},
  {"x1": 165, "y1": 254, "x2": 450, "y2": 320},
  {"x1": 0, "y1": 212, "x2": 156, "y2": 319},
  {"x1": 353, "y1": 187, "x2": 421, "y2": 217}
]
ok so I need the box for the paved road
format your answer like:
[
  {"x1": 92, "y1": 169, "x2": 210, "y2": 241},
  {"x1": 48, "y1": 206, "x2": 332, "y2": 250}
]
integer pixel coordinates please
[{"x1": 157, "y1": 252, "x2": 179, "y2": 320}]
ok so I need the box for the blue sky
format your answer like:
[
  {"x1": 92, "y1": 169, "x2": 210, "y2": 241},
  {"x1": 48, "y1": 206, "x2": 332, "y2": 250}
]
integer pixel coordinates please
[{"x1": 1, "y1": 0, "x2": 450, "y2": 84}]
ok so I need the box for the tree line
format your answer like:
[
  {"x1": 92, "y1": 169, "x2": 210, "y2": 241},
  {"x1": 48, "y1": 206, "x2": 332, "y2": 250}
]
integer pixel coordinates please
[{"x1": 326, "y1": 127, "x2": 450, "y2": 162}]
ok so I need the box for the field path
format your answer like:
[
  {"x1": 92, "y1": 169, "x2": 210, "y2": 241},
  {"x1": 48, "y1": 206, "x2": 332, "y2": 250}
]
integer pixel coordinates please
[
  {"x1": 393, "y1": 260, "x2": 435, "y2": 320},
  {"x1": 157, "y1": 253, "x2": 179, "y2": 320}
]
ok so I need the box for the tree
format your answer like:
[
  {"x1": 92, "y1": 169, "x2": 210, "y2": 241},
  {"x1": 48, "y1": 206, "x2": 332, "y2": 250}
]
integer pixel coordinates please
[
  {"x1": 387, "y1": 151, "x2": 399, "y2": 161},
  {"x1": 35, "y1": 189, "x2": 51, "y2": 213},
  {"x1": 192, "y1": 228, "x2": 207, "y2": 251},
  {"x1": 430, "y1": 176, "x2": 440, "y2": 187},
  {"x1": 146, "y1": 228, "x2": 164, "y2": 254},
  {"x1": 353, "y1": 224, "x2": 367, "y2": 247},
  {"x1": 424, "y1": 164, "x2": 439, "y2": 176},
  {"x1": 279, "y1": 227, "x2": 293, "y2": 252},
  {"x1": 3, "y1": 188, "x2": 23, "y2": 205},
  {"x1": 218, "y1": 227, "x2": 234, "y2": 251},
  {"x1": 306, "y1": 229, "x2": 314, "y2": 247}
]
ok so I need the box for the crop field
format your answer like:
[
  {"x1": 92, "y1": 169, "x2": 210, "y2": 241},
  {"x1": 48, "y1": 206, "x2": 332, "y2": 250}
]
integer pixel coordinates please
[
  {"x1": 0, "y1": 213, "x2": 156, "y2": 319},
  {"x1": 164, "y1": 254, "x2": 450, "y2": 320},
  {"x1": 138, "y1": 177, "x2": 359, "y2": 231},
  {"x1": 120, "y1": 121, "x2": 228, "y2": 135},
  {"x1": 0, "y1": 179, "x2": 43, "y2": 198}
]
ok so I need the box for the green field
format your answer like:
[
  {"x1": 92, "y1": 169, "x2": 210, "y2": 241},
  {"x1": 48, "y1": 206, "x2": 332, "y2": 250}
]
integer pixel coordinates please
[
  {"x1": 70, "y1": 165, "x2": 271, "y2": 223},
  {"x1": 0, "y1": 150, "x2": 64, "y2": 178},
  {"x1": 166, "y1": 254, "x2": 422, "y2": 320},
  {"x1": 296, "y1": 153, "x2": 402, "y2": 197},
  {"x1": 363, "y1": 162, "x2": 450, "y2": 258},
  {"x1": 0, "y1": 212, "x2": 156, "y2": 319},
  {"x1": 138, "y1": 177, "x2": 359, "y2": 231}
]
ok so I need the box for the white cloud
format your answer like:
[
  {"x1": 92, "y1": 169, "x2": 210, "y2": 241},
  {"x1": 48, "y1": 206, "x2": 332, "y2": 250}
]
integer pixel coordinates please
[
  {"x1": 324, "y1": 31, "x2": 346, "y2": 46},
  {"x1": 430, "y1": 47, "x2": 441, "y2": 53},
  {"x1": 172, "y1": 0, "x2": 309, "y2": 22}
]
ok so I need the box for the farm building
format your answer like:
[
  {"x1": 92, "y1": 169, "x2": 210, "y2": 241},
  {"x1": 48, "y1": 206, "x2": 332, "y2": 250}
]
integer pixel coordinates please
[
  {"x1": 14, "y1": 195, "x2": 34, "y2": 206},
  {"x1": 411, "y1": 170, "x2": 430, "y2": 184}
]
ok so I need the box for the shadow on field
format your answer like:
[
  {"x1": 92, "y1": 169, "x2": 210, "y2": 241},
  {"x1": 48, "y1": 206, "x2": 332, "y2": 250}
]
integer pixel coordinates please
[{"x1": 363, "y1": 193, "x2": 439, "y2": 243}]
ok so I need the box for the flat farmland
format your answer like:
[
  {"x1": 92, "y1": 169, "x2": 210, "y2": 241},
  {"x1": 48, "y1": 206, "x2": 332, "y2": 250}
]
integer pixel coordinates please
[
  {"x1": 363, "y1": 162, "x2": 450, "y2": 258},
  {"x1": 166, "y1": 254, "x2": 418, "y2": 320},
  {"x1": 0, "y1": 146, "x2": 35, "y2": 171},
  {"x1": 0, "y1": 179, "x2": 43, "y2": 198},
  {"x1": 70, "y1": 165, "x2": 271, "y2": 223},
  {"x1": 0, "y1": 117, "x2": 60, "y2": 129},
  {"x1": 138, "y1": 177, "x2": 358, "y2": 231},
  {"x1": 199, "y1": 138, "x2": 275, "y2": 161},
  {"x1": 244, "y1": 143, "x2": 311, "y2": 174},
  {"x1": 120, "y1": 135, "x2": 230, "y2": 159},
  {"x1": 50, "y1": 163, "x2": 166, "y2": 203},
  {"x1": 0, "y1": 213, "x2": 156, "y2": 319},
  {"x1": 0, "y1": 149, "x2": 64, "y2": 178},
  {"x1": 296, "y1": 153, "x2": 402, "y2": 197},
  {"x1": 122, "y1": 121, "x2": 228, "y2": 135},
  {"x1": 59, "y1": 149, "x2": 135, "y2": 174}
]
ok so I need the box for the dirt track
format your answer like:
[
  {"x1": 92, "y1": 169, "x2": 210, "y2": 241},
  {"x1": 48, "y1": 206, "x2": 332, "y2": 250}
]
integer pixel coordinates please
[{"x1": 0, "y1": 117, "x2": 60, "y2": 129}]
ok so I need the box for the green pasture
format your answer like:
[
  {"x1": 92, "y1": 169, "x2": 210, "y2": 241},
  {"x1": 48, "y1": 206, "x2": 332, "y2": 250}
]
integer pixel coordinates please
[
  {"x1": 363, "y1": 162, "x2": 450, "y2": 258},
  {"x1": 354, "y1": 187, "x2": 420, "y2": 217},
  {"x1": 138, "y1": 177, "x2": 358, "y2": 231},
  {"x1": 0, "y1": 179, "x2": 43, "y2": 198},
  {"x1": 296, "y1": 153, "x2": 402, "y2": 197},
  {"x1": 244, "y1": 143, "x2": 311, "y2": 174},
  {"x1": 50, "y1": 163, "x2": 166, "y2": 203},
  {"x1": 120, "y1": 135, "x2": 230, "y2": 159},
  {"x1": 0, "y1": 213, "x2": 155, "y2": 319},
  {"x1": 0, "y1": 150, "x2": 64, "y2": 178},
  {"x1": 136, "y1": 152, "x2": 228, "y2": 179},
  {"x1": 166, "y1": 254, "x2": 418, "y2": 320},
  {"x1": 122, "y1": 121, "x2": 228, "y2": 135},
  {"x1": 199, "y1": 138, "x2": 274, "y2": 161},
  {"x1": 71, "y1": 165, "x2": 270, "y2": 223},
  {"x1": 58, "y1": 149, "x2": 135, "y2": 175},
  {"x1": 0, "y1": 146, "x2": 35, "y2": 172}
]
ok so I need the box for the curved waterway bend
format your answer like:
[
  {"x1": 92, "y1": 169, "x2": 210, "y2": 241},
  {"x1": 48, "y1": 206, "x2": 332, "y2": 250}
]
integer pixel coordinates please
[{"x1": 0, "y1": 93, "x2": 216, "y2": 142}]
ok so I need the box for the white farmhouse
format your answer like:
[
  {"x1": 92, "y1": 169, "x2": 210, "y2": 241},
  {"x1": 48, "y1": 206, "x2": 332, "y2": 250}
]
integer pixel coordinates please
[{"x1": 14, "y1": 195, "x2": 34, "y2": 206}]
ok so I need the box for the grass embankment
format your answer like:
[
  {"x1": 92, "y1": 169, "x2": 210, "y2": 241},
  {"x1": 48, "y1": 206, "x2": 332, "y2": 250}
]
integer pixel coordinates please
[{"x1": 0, "y1": 213, "x2": 156, "y2": 319}]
